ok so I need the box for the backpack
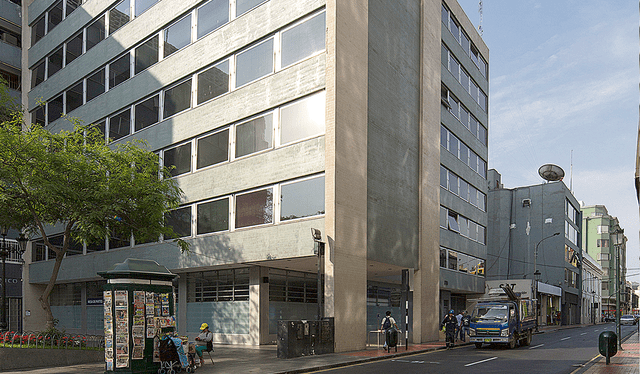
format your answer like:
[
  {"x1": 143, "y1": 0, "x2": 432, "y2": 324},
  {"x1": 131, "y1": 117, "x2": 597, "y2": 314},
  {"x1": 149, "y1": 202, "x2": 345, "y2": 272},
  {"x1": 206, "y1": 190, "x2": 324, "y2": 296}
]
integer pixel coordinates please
[
  {"x1": 382, "y1": 317, "x2": 391, "y2": 330},
  {"x1": 462, "y1": 315, "x2": 471, "y2": 327}
]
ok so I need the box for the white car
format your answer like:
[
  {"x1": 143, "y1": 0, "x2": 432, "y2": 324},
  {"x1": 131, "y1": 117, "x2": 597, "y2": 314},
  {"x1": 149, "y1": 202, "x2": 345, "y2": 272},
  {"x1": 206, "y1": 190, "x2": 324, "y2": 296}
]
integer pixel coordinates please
[{"x1": 620, "y1": 315, "x2": 636, "y2": 325}]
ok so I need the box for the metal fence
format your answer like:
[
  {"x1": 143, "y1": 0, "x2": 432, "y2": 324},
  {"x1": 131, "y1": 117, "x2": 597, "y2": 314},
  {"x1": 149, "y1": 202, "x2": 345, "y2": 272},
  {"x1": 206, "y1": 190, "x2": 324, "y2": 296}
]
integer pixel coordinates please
[{"x1": 0, "y1": 330, "x2": 104, "y2": 350}]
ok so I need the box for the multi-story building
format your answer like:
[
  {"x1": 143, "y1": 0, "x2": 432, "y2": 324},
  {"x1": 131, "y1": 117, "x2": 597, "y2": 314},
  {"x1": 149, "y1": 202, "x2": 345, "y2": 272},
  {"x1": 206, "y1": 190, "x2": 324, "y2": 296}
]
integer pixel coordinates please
[
  {"x1": 1, "y1": 0, "x2": 21, "y2": 101},
  {"x1": 486, "y1": 170, "x2": 582, "y2": 325},
  {"x1": 21, "y1": 0, "x2": 488, "y2": 351},
  {"x1": 581, "y1": 204, "x2": 627, "y2": 318},
  {"x1": 581, "y1": 251, "x2": 602, "y2": 325}
]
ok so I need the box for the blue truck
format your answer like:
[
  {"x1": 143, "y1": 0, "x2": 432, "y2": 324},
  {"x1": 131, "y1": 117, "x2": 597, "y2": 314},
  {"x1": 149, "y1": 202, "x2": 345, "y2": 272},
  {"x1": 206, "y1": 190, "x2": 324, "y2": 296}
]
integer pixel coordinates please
[{"x1": 469, "y1": 284, "x2": 536, "y2": 349}]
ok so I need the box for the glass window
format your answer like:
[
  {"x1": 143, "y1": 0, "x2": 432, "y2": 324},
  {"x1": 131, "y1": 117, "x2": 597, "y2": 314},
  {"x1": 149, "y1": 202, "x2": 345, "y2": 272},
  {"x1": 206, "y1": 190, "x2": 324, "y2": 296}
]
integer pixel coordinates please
[
  {"x1": 235, "y1": 38, "x2": 273, "y2": 87},
  {"x1": 47, "y1": 95, "x2": 63, "y2": 124},
  {"x1": 163, "y1": 80, "x2": 192, "y2": 118},
  {"x1": 135, "y1": 0, "x2": 157, "y2": 16},
  {"x1": 32, "y1": 16, "x2": 46, "y2": 45},
  {"x1": 440, "y1": 165, "x2": 447, "y2": 189},
  {"x1": 448, "y1": 133, "x2": 458, "y2": 156},
  {"x1": 235, "y1": 188, "x2": 273, "y2": 228},
  {"x1": 461, "y1": 32, "x2": 470, "y2": 54},
  {"x1": 440, "y1": 125, "x2": 447, "y2": 148},
  {"x1": 447, "y1": 213, "x2": 459, "y2": 233},
  {"x1": 48, "y1": 47, "x2": 64, "y2": 78},
  {"x1": 441, "y1": 44, "x2": 448, "y2": 67},
  {"x1": 109, "y1": 0, "x2": 130, "y2": 35},
  {"x1": 164, "y1": 143, "x2": 191, "y2": 177},
  {"x1": 197, "y1": 198, "x2": 229, "y2": 235},
  {"x1": 449, "y1": 172, "x2": 458, "y2": 196},
  {"x1": 32, "y1": 106, "x2": 45, "y2": 126},
  {"x1": 281, "y1": 12, "x2": 326, "y2": 68},
  {"x1": 450, "y1": 18, "x2": 460, "y2": 42},
  {"x1": 66, "y1": 33, "x2": 83, "y2": 65},
  {"x1": 459, "y1": 142, "x2": 469, "y2": 165},
  {"x1": 280, "y1": 91, "x2": 325, "y2": 145},
  {"x1": 477, "y1": 225, "x2": 485, "y2": 244},
  {"x1": 440, "y1": 248, "x2": 447, "y2": 268},
  {"x1": 281, "y1": 176, "x2": 325, "y2": 221},
  {"x1": 164, "y1": 15, "x2": 191, "y2": 58},
  {"x1": 109, "y1": 54, "x2": 131, "y2": 89},
  {"x1": 48, "y1": 0, "x2": 64, "y2": 32},
  {"x1": 460, "y1": 69, "x2": 469, "y2": 92},
  {"x1": 66, "y1": 0, "x2": 82, "y2": 16},
  {"x1": 86, "y1": 68, "x2": 105, "y2": 102},
  {"x1": 135, "y1": 35, "x2": 159, "y2": 74},
  {"x1": 197, "y1": 0, "x2": 228, "y2": 39},
  {"x1": 86, "y1": 16, "x2": 105, "y2": 51},
  {"x1": 469, "y1": 186, "x2": 478, "y2": 207},
  {"x1": 109, "y1": 109, "x2": 131, "y2": 141},
  {"x1": 448, "y1": 251, "x2": 457, "y2": 270},
  {"x1": 196, "y1": 129, "x2": 228, "y2": 169},
  {"x1": 236, "y1": 0, "x2": 267, "y2": 17},
  {"x1": 197, "y1": 60, "x2": 229, "y2": 104},
  {"x1": 165, "y1": 206, "x2": 192, "y2": 238},
  {"x1": 440, "y1": 207, "x2": 447, "y2": 228},
  {"x1": 31, "y1": 60, "x2": 46, "y2": 88},
  {"x1": 449, "y1": 57, "x2": 459, "y2": 80},
  {"x1": 459, "y1": 179, "x2": 468, "y2": 201},
  {"x1": 236, "y1": 113, "x2": 273, "y2": 158},
  {"x1": 66, "y1": 82, "x2": 83, "y2": 113},
  {"x1": 134, "y1": 95, "x2": 159, "y2": 131}
]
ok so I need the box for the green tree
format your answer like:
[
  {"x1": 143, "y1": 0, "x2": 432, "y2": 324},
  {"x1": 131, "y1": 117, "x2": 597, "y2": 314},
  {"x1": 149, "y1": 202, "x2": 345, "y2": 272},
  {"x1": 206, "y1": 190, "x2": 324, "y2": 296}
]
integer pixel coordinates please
[{"x1": 0, "y1": 80, "x2": 188, "y2": 329}]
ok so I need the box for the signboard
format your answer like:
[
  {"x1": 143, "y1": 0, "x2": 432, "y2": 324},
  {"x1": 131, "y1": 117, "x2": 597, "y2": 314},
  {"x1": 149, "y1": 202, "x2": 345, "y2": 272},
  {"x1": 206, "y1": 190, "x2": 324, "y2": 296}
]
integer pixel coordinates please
[{"x1": 2, "y1": 263, "x2": 22, "y2": 298}]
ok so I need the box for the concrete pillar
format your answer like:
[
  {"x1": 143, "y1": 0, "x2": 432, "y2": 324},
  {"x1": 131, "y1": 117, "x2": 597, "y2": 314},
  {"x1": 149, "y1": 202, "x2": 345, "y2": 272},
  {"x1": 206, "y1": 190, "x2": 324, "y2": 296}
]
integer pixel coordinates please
[
  {"x1": 22, "y1": 242, "x2": 48, "y2": 331},
  {"x1": 325, "y1": 0, "x2": 369, "y2": 353},
  {"x1": 249, "y1": 266, "x2": 269, "y2": 345},
  {"x1": 177, "y1": 273, "x2": 187, "y2": 336}
]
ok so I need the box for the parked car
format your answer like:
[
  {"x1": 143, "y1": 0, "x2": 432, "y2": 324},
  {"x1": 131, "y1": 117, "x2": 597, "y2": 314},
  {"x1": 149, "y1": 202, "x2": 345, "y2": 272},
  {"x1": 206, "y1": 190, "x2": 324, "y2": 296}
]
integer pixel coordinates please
[
  {"x1": 604, "y1": 315, "x2": 615, "y2": 322},
  {"x1": 620, "y1": 315, "x2": 636, "y2": 325}
]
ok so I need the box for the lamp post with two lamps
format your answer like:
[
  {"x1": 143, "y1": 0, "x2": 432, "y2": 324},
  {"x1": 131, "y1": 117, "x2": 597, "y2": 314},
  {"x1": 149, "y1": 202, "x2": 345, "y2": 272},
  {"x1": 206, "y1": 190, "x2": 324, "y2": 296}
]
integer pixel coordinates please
[
  {"x1": 0, "y1": 227, "x2": 28, "y2": 331},
  {"x1": 533, "y1": 232, "x2": 560, "y2": 332}
]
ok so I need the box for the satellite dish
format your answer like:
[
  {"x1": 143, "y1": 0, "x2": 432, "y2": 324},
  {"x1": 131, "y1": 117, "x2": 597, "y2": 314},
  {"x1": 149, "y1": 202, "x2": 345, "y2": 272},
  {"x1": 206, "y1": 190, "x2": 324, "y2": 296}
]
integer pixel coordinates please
[{"x1": 538, "y1": 164, "x2": 565, "y2": 182}]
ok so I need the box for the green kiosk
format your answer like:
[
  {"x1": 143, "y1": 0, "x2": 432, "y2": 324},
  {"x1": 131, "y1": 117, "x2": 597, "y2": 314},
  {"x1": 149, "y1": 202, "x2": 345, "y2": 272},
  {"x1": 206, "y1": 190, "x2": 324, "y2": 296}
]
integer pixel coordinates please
[{"x1": 99, "y1": 258, "x2": 178, "y2": 374}]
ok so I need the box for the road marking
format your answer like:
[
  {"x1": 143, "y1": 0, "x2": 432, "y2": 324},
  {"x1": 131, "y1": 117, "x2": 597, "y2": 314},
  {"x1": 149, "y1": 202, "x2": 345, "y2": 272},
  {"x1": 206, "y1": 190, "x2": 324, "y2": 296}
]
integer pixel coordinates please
[
  {"x1": 391, "y1": 359, "x2": 439, "y2": 365},
  {"x1": 561, "y1": 337, "x2": 571, "y2": 341},
  {"x1": 464, "y1": 357, "x2": 498, "y2": 367},
  {"x1": 580, "y1": 333, "x2": 587, "y2": 336},
  {"x1": 529, "y1": 344, "x2": 544, "y2": 349}
]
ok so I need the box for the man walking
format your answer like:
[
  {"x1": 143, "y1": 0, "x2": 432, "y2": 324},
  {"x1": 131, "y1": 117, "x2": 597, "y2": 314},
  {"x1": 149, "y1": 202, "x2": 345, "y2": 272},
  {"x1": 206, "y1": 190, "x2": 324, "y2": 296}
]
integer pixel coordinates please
[
  {"x1": 380, "y1": 311, "x2": 398, "y2": 349},
  {"x1": 441, "y1": 310, "x2": 458, "y2": 349},
  {"x1": 455, "y1": 311, "x2": 463, "y2": 341},
  {"x1": 461, "y1": 311, "x2": 471, "y2": 342}
]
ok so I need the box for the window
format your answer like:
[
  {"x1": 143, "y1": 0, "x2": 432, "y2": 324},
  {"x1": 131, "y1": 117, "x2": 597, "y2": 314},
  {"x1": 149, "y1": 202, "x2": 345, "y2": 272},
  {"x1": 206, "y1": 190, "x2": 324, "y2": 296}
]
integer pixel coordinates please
[
  {"x1": 188, "y1": 269, "x2": 249, "y2": 302},
  {"x1": 197, "y1": 198, "x2": 229, "y2": 235},
  {"x1": 47, "y1": 95, "x2": 63, "y2": 124},
  {"x1": 597, "y1": 225, "x2": 609, "y2": 234},
  {"x1": 440, "y1": 165, "x2": 447, "y2": 188},
  {"x1": 135, "y1": 35, "x2": 159, "y2": 74},
  {"x1": 108, "y1": 109, "x2": 131, "y2": 141},
  {"x1": 86, "y1": 16, "x2": 105, "y2": 51},
  {"x1": 448, "y1": 251, "x2": 457, "y2": 270},
  {"x1": 164, "y1": 15, "x2": 191, "y2": 58},
  {"x1": 196, "y1": 129, "x2": 228, "y2": 169},
  {"x1": 440, "y1": 207, "x2": 447, "y2": 228},
  {"x1": 163, "y1": 80, "x2": 192, "y2": 118},
  {"x1": 109, "y1": 0, "x2": 131, "y2": 35},
  {"x1": 135, "y1": 0, "x2": 157, "y2": 16},
  {"x1": 109, "y1": 54, "x2": 131, "y2": 89},
  {"x1": 164, "y1": 143, "x2": 191, "y2": 177},
  {"x1": 235, "y1": 113, "x2": 273, "y2": 158},
  {"x1": 235, "y1": 188, "x2": 273, "y2": 228},
  {"x1": 281, "y1": 12, "x2": 326, "y2": 68},
  {"x1": 86, "y1": 68, "x2": 105, "y2": 102},
  {"x1": 66, "y1": 33, "x2": 83, "y2": 65},
  {"x1": 197, "y1": 0, "x2": 228, "y2": 39},
  {"x1": 32, "y1": 106, "x2": 45, "y2": 126},
  {"x1": 32, "y1": 16, "x2": 46, "y2": 45},
  {"x1": 197, "y1": 60, "x2": 229, "y2": 104},
  {"x1": 440, "y1": 247, "x2": 447, "y2": 268},
  {"x1": 236, "y1": 38, "x2": 273, "y2": 87},
  {"x1": 236, "y1": 0, "x2": 267, "y2": 17},
  {"x1": 598, "y1": 253, "x2": 610, "y2": 261},
  {"x1": 165, "y1": 206, "x2": 192, "y2": 238},
  {"x1": 597, "y1": 239, "x2": 609, "y2": 248},
  {"x1": 280, "y1": 176, "x2": 325, "y2": 221},
  {"x1": 280, "y1": 91, "x2": 325, "y2": 145},
  {"x1": 48, "y1": 1, "x2": 64, "y2": 33},
  {"x1": 48, "y1": 47, "x2": 64, "y2": 78},
  {"x1": 65, "y1": 82, "x2": 83, "y2": 113},
  {"x1": 134, "y1": 95, "x2": 159, "y2": 131},
  {"x1": 66, "y1": 0, "x2": 82, "y2": 16},
  {"x1": 32, "y1": 60, "x2": 46, "y2": 88},
  {"x1": 447, "y1": 212, "x2": 460, "y2": 233}
]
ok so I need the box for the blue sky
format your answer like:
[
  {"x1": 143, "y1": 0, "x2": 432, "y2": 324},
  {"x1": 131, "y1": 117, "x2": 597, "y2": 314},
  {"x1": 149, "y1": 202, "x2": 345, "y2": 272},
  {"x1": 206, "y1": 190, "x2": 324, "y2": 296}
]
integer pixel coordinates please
[{"x1": 456, "y1": 0, "x2": 640, "y2": 278}]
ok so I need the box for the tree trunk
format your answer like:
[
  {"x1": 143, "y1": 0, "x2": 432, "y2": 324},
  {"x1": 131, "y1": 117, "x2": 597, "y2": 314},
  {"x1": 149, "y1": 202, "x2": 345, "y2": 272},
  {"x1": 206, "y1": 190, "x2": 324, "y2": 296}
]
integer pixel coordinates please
[{"x1": 37, "y1": 251, "x2": 65, "y2": 330}]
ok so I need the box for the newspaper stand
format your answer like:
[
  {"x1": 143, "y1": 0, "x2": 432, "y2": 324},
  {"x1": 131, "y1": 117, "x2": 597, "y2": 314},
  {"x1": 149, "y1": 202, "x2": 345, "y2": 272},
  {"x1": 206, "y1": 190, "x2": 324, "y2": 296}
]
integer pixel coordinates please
[{"x1": 99, "y1": 258, "x2": 178, "y2": 374}]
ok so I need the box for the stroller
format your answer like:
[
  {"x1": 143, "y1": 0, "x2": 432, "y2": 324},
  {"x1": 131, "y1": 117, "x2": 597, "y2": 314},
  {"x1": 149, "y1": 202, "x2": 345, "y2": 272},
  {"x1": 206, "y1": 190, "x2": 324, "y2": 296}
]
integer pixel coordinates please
[{"x1": 158, "y1": 335, "x2": 196, "y2": 374}]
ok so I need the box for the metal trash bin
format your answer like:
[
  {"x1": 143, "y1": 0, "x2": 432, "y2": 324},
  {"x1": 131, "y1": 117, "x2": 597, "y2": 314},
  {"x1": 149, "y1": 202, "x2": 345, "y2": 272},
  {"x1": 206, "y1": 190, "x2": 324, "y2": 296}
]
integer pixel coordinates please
[
  {"x1": 277, "y1": 318, "x2": 334, "y2": 359},
  {"x1": 598, "y1": 331, "x2": 617, "y2": 364}
]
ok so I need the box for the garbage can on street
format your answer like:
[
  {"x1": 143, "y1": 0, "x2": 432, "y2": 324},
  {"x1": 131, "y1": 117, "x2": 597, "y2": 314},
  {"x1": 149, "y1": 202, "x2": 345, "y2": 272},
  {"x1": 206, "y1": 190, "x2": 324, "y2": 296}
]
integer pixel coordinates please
[{"x1": 598, "y1": 331, "x2": 617, "y2": 364}]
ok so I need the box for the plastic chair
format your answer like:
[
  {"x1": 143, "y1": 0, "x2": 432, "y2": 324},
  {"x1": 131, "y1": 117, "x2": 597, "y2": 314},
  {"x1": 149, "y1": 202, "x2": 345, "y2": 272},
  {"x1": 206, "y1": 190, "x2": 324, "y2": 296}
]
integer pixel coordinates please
[{"x1": 204, "y1": 345, "x2": 214, "y2": 365}]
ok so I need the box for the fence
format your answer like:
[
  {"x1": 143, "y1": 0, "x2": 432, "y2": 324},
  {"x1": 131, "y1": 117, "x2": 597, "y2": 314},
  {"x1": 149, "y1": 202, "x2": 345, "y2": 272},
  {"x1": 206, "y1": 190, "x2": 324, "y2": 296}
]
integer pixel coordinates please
[{"x1": 0, "y1": 330, "x2": 104, "y2": 350}]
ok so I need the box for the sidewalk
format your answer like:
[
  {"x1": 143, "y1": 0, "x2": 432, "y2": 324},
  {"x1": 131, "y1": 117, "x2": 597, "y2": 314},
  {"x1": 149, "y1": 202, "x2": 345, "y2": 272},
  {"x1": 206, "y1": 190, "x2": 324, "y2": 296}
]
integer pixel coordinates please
[
  {"x1": 1, "y1": 323, "x2": 620, "y2": 374},
  {"x1": 581, "y1": 329, "x2": 639, "y2": 374}
]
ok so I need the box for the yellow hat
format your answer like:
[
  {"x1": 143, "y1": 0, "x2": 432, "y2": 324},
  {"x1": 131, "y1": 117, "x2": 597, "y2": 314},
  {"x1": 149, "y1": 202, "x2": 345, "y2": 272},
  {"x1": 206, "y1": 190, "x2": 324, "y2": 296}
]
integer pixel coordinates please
[{"x1": 200, "y1": 323, "x2": 208, "y2": 330}]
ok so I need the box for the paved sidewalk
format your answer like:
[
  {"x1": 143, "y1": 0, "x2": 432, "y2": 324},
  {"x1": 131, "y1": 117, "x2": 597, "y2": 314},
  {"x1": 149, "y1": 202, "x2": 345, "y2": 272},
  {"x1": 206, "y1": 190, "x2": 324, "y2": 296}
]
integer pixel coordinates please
[{"x1": 581, "y1": 330, "x2": 639, "y2": 374}]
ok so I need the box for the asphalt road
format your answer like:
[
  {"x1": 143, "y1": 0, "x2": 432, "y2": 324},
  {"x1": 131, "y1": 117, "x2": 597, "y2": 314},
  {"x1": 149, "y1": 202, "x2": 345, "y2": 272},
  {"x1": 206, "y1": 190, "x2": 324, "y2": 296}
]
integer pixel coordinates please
[{"x1": 312, "y1": 323, "x2": 638, "y2": 374}]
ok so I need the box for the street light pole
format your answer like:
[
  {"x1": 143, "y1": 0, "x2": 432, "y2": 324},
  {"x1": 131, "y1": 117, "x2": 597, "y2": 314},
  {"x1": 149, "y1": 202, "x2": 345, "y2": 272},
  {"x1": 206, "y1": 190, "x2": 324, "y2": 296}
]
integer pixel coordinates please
[
  {"x1": 534, "y1": 232, "x2": 560, "y2": 331},
  {"x1": 611, "y1": 227, "x2": 624, "y2": 351}
]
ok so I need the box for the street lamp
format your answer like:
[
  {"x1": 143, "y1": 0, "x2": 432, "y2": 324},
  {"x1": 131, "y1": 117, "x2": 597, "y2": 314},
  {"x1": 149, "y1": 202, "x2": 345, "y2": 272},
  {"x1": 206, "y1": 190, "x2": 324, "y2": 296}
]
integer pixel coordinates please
[
  {"x1": 0, "y1": 228, "x2": 28, "y2": 331},
  {"x1": 311, "y1": 228, "x2": 324, "y2": 321},
  {"x1": 534, "y1": 232, "x2": 560, "y2": 331},
  {"x1": 611, "y1": 227, "x2": 624, "y2": 350}
]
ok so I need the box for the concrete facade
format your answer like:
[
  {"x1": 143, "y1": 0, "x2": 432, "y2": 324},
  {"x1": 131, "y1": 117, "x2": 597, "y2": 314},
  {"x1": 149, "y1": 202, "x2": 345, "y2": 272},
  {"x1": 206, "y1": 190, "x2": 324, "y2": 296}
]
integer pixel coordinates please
[
  {"x1": 21, "y1": 0, "x2": 488, "y2": 351},
  {"x1": 0, "y1": 0, "x2": 21, "y2": 100}
]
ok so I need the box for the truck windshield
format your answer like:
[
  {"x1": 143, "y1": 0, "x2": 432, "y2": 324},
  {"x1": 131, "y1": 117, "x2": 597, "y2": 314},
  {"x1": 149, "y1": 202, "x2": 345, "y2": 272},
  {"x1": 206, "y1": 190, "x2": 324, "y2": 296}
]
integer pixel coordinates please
[{"x1": 472, "y1": 305, "x2": 508, "y2": 321}]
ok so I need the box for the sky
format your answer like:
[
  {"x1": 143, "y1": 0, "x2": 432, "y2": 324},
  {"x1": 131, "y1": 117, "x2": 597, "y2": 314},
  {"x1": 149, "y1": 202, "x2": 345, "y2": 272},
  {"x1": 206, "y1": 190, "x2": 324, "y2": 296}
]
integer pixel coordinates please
[{"x1": 456, "y1": 0, "x2": 640, "y2": 279}]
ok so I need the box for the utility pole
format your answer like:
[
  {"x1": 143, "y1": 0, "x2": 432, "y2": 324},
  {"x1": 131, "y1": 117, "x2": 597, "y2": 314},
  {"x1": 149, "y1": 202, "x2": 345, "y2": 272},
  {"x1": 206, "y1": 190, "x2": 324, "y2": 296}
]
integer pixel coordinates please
[{"x1": 612, "y1": 227, "x2": 624, "y2": 351}]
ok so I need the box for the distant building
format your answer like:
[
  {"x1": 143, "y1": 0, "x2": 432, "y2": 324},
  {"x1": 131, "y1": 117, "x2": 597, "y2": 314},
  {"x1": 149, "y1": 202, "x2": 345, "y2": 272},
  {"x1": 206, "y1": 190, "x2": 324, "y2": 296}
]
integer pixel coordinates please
[
  {"x1": 581, "y1": 251, "x2": 602, "y2": 324},
  {"x1": 486, "y1": 169, "x2": 582, "y2": 325}
]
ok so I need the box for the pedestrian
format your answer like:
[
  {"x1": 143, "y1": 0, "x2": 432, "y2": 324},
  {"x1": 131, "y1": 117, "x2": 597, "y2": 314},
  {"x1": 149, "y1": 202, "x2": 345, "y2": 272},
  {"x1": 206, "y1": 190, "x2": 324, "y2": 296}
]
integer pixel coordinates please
[
  {"x1": 441, "y1": 310, "x2": 458, "y2": 349},
  {"x1": 455, "y1": 311, "x2": 463, "y2": 341},
  {"x1": 380, "y1": 311, "x2": 398, "y2": 349},
  {"x1": 461, "y1": 310, "x2": 471, "y2": 342},
  {"x1": 194, "y1": 322, "x2": 213, "y2": 367}
]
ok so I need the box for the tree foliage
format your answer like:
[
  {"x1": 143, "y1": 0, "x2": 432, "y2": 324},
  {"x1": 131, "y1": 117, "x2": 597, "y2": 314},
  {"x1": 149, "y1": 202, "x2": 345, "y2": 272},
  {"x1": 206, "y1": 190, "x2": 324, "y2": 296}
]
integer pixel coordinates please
[{"x1": 0, "y1": 79, "x2": 189, "y2": 328}]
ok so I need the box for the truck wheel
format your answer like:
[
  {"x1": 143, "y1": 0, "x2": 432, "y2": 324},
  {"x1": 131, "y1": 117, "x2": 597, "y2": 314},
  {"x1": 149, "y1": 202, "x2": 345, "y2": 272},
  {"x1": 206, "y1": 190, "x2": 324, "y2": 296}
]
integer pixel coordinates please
[
  {"x1": 522, "y1": 330, "x2": 532, "y2": 346},
  {"x1": 508, "y1": 338, "x2": 516, "y2": 349},
  {"x1": 475, "y1": 343, "x2": 482, "y2": 349}
]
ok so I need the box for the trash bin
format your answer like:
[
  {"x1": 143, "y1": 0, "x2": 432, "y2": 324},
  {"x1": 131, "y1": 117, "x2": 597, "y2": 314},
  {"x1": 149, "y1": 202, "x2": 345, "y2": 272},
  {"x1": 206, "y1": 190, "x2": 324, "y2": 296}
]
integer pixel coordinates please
[
  {"x1": 598, "y1": 331, "x2": 617, "y2": 364},
  {"x1": 277, "y1": 318, "x2": 334, "y2": 359}
]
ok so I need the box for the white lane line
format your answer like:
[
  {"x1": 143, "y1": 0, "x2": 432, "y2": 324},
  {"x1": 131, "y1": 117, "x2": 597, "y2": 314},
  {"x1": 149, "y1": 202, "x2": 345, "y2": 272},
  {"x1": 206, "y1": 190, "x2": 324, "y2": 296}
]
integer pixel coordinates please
[
  {"x1": 561, "y1": 337, "x2": 571, "y2": 341},
  {"x1": 529, "y1": 344, "x2": 544, "y2": 350},
  {"x1": 580, "y1": 333, "x2": 587, "y2": 336},
  {"x1": 465, "y1": 357, "x2": 498, "y2": 367}
]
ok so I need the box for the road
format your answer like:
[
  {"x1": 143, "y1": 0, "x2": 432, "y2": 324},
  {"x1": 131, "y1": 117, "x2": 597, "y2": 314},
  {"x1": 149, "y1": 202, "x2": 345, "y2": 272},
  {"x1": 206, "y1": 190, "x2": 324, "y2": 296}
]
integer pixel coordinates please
[{"x1": 313, "y1": 323, "x2": 637, "y2": 374}]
